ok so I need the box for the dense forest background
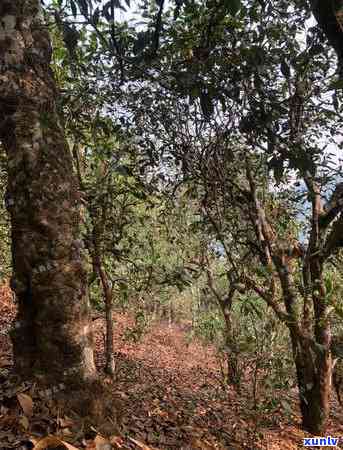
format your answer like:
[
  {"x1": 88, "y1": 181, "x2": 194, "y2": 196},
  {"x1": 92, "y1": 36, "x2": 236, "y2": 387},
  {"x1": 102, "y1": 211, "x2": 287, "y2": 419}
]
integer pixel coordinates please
[{"x1": 1, "y1": 0, "x2": 343, "y2": 448}]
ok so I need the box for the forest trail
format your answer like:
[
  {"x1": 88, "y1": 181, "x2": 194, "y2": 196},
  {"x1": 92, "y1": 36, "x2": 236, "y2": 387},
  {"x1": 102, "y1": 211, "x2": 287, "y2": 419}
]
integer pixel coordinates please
[{"x1": 1, "y1": 288, "x2": 343, "y2": 450}]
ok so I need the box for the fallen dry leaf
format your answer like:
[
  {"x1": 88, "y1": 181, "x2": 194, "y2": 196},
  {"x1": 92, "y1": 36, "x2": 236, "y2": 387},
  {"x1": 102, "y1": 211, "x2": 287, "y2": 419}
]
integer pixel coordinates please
[
  {"x1": 58, "y1": 416, "x2": 75, "y2": 428},
  {"x1": 17, "y1": 392, "x2": 33, "y2": 417},
  {"x1": 110, "y1": 435, "x2": 124, "y2": 448},
  {"x1": 94, "y1": 434, "x2": 112, "y2": 449},
  {"x1": 19, "y1": 415, "x2": 30, "y2": 430},
  {"x1": 32, "y1": 435, "x2": 79, "y2": 450},
  {"x1": 128, "y1": 436, "x2": 158, "y2": 450},
  {"x1": 189, "y1": 437, "x2": 216, "y2": 450}
]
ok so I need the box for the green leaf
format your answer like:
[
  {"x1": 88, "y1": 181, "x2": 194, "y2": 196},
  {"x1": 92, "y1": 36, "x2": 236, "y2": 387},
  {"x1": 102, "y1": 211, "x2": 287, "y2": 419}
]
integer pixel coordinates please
[
  {"x1": 190, "y1": 85, "x2": 201, "y2": 99},
  {"x1": 77, "y1": 0, "x2": 88, "y2": 15},
  {"x1": 280, "y1": 60, "x2": 290, "y2": 79},
  {"x1": 92, "y1": 7, "x2": 100, "y2": 25},
  {"x1": 332, "y1": 93, "x2": 340, "y2": 111},
  {"x1": 200, "y1": 91, "x2": 214, "y2": 120},
  {"x1": 113, "y1": 0, "x2": 127, "y2": 11},
  {"x1": 329, "y1": 79, "x2": 343, "y2": 90},
  {"x1": 218, "y1": 95, "x2": 227, "y2": 112},
  {"x1": 103, "y1": 1, "x2": 114, "y2": 21},
  {"x1": 70, "y1": 0, "x2": 78, "y2": 17},
  {"x1": 268, "y1": 157, "x2": 284, "y2": 184},
  {"x1": 115, "y1": 165, "x2": 132, "y2": 176},
  {"x1": 133, "y1": 31, "x2": 151, "y2": 55},
  {"x1": 224, "y1": 0, "x2": 241, "y2": 16}
]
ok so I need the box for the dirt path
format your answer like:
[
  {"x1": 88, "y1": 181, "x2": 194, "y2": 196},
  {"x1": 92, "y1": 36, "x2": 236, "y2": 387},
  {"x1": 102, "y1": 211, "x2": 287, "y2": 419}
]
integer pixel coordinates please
[{"x1": 93, "y1": 314, "x2": 343, "y2": 449}]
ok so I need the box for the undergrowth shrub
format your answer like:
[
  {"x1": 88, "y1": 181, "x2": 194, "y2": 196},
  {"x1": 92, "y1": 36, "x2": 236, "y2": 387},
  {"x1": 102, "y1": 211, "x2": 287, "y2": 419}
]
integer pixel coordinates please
[
  {"x1": 191, "y1": 296, "x2": 295, "y2": 412},
  {"x1": 123, "y1": 310, "x2": 149, "y2": 342}
]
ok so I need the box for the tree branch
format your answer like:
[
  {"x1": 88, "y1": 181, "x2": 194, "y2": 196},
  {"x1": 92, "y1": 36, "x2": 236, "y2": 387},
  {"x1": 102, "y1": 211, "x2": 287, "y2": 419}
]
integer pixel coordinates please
[{"x1": 323, "y1": 213, "x2": 343, "y2": 258}]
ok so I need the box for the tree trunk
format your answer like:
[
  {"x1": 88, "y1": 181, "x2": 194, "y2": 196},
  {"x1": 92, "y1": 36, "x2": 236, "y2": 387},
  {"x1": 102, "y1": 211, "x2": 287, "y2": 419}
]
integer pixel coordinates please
[
  {"x1": 292, "y1": 339, "x2": 331, "y2": 434},
  {"x1": 278, "y1": 260, "x2": 331, "y2": 434},
  {"x1": 99, "y1": 266, "x2": 116, "y2": 377},
  {"x1": 286, "y1": 288, "x2": 331, "y2": 436},
  {"x1": 89, "y1": 202, "x2": 115, "y2": 377},
  {"x1": 168, "y1": 299, "x2": 174, "y2": 328},
  {"x1": 220, "y1": 304, "x2": 240, "y2": 389},
  {"x1": 303, "y1": 255, "x2": 332, "y2": 433},
  {"x1": 0, "y1": 0, "x2": 95, "y2": 382}
]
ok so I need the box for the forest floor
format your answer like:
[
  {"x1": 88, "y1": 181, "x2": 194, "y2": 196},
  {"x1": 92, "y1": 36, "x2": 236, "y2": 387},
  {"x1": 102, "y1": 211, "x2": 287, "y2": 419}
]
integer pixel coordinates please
[{"x1": 0, "y1": 285, "x2": 343, "y2": 450}]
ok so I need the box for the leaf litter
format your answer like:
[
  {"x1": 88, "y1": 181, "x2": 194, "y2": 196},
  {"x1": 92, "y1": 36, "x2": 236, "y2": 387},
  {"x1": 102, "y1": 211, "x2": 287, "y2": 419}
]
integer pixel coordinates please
[{"x1": 0, "y1": 288, "x2": 342, "y2": 449}]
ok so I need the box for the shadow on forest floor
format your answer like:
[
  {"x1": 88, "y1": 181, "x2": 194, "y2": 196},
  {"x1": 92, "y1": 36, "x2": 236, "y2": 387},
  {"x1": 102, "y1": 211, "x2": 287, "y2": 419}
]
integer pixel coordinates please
[{"x1": 1, "y1": 285, "x2": 343, "y2": 449}]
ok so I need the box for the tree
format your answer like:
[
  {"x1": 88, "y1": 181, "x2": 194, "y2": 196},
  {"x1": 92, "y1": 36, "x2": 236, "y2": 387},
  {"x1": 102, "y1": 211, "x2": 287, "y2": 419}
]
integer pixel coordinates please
[
  {"x1": 309, "y1": 0, "x2": 343, "y2": 76},
  {"x1": 0, "y1": 0, "x2": 95, "y2": 382}
]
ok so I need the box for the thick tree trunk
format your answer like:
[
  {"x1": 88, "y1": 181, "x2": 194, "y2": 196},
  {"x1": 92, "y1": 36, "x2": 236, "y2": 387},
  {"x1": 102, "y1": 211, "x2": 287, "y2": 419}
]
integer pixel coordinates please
[
  {"x1": 0, "y1": 0, "x2": 95, "y2": 381},
  {"x1": 292, "y1": 340, "x2": 331, "y2": 434},
  {"x1": 291, "y1": 329, "x2": 331, "y2": 434},
  {"x1": 278, "y1": 259, "x2": 331, "y2": 434}
]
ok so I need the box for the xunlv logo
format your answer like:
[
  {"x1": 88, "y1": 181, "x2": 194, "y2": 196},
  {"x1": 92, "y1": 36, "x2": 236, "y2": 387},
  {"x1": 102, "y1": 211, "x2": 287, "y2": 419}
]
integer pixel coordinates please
[{"x1": 303, "y1": 436, "x2": 339, "y2": 446}]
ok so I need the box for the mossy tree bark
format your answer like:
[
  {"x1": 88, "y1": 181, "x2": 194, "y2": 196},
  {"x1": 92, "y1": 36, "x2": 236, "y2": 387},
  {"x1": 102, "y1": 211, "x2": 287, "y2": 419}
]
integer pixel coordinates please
[{"x1": 0, "y1": 0, "x2": 95, "y2": 381}]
